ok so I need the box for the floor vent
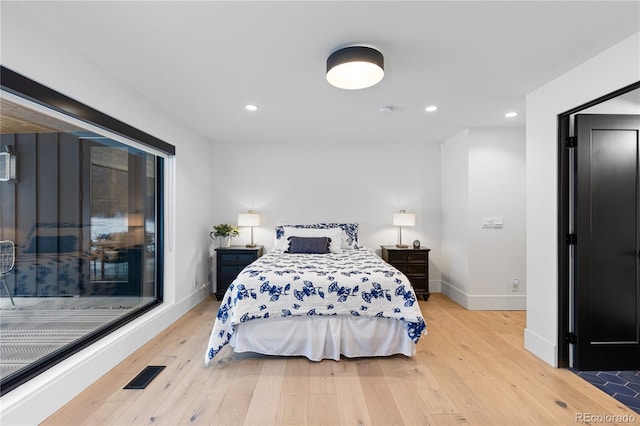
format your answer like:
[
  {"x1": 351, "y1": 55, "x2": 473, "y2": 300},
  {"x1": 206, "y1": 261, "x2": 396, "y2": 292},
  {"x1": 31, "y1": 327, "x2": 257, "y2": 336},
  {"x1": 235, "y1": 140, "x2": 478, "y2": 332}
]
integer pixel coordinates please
[{"x1": 123, "y1": 365, "x2": 165, "y2": 390}]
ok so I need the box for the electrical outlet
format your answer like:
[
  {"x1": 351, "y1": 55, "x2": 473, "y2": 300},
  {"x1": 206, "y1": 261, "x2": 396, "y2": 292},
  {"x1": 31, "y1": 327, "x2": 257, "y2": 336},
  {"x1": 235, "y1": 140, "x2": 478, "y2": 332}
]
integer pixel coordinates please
[{"x1": 511, "y1": 278, "x2": 520, "y2": 291}]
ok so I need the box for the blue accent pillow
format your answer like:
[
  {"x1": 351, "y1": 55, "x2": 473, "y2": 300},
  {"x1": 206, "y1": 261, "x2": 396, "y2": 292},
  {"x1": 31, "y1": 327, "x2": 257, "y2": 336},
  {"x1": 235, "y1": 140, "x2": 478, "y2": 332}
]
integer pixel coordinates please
[{"x1": 286, "y1": 236, "x2": 331, "y2": 254}]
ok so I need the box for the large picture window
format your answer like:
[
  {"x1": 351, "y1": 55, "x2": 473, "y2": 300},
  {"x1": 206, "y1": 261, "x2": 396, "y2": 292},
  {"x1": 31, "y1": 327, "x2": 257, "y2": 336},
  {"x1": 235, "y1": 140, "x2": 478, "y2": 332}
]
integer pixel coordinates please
[{"x1": 0, "y1": 67, "x2": 173, "y2": 395}]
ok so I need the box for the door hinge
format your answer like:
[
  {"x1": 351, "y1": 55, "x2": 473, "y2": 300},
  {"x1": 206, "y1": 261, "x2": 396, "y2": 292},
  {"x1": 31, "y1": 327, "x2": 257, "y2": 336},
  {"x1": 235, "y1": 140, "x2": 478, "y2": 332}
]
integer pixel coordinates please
[
  {"x1": 566, "y1": 136, "x2": 577, "y2": 148},
  {"x1": 565, "y1": 332, "x2": 578, "y2": 345},
  {"x1": 566, "y1": 233, "x2": 577, "y2": 245}
]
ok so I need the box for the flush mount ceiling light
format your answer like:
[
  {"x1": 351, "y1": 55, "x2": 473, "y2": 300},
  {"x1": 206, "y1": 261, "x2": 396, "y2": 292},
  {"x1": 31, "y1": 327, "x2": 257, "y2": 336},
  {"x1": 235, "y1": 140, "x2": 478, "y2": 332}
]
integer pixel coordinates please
[{"x1": 326, "y1": 46, "x2": 384, "y2": 90}]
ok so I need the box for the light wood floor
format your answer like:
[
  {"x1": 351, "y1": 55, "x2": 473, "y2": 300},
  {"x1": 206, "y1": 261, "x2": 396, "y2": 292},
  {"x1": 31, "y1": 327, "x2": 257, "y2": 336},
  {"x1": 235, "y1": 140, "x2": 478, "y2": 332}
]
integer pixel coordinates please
[{"x1": 43, "y1": 293, "x2": 633, "y2": 425}]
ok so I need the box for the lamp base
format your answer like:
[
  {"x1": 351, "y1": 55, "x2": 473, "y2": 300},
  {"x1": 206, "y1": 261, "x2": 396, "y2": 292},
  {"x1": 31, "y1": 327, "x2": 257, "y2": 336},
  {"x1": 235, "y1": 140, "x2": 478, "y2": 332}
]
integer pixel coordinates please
[
  {"x1": 245, "y1": 243, "x2": 257, "y2": 248},
  {"x1": 395, "y1": 244, "x2": 409, "y2": 248}
]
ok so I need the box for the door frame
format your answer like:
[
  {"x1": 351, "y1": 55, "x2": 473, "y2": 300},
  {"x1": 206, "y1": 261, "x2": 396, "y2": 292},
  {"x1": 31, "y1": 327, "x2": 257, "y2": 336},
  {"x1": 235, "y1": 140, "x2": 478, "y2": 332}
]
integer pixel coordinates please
[{"x1": 557, "y1": 81, "x2": 640, "y2": 368}]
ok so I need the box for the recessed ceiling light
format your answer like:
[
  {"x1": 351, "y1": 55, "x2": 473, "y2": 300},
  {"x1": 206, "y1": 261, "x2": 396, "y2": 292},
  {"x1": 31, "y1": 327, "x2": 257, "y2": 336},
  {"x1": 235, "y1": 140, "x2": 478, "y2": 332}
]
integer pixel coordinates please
[
  {"x1": 245, "y1": 104, "x2": 258, "y2": 111},
  {"x1": 425, "y1": 105, "x2": 438, "y2": 112},
  {"x1": 505, "y1": 111, "x2": 518, "y2": 118}
]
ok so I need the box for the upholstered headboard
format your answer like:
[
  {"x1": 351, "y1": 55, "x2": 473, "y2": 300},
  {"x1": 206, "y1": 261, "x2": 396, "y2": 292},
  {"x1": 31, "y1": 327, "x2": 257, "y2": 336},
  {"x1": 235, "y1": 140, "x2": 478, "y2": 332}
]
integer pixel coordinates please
[{"x1": 274, "y1": 223, "x2": 359, "y2": 251}]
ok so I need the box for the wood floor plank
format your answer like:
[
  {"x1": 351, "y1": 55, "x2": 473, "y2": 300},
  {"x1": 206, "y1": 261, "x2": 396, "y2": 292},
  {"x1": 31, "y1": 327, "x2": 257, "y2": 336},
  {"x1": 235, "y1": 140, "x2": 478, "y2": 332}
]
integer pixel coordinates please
[
  {"x1": 307, "y1": 358, "x2": 337, "y2": 395},
  {"x1": 41, "y1": 294, "x2": 637, "y2": 426},
  {"x1": 242, "y1": 357, "x2": 287, "y2": 426},
  {"x1": 377, "y1": 356, "x2": 441, "y2": 425},
  {"x1": 274, "y1": 357, "x2": 311, "y2": 426},
  {"x1": 211, "y1": 357, "x2": 264, "y2": 425},
  {"x1": 80, "y1": 401, "x2": 135, "y2": 426},
  {"x1": 332, "y1": 360, "x2": 373, "y2": 426},
  {"x1": 306, "y1": 359, "x2": 340, "y2": 426},
  {"x1": 307, "y1": 392, "x2": 341, "y2": 426},
  {"x1": 356, "y1": 358, "x2": 405, "y2": 426},
  {"x1": 174, "y1": 346, "x2": 239, "y2": 425},
  {"x1": 394, "y1": 354, "x2": 458, "y2": 416},
  {"x1": 179, "y1": 352, "x2": 257, "y2": 426},
  {"x1": 133, "y1": 350, "x2": 217, "y2": 424}
]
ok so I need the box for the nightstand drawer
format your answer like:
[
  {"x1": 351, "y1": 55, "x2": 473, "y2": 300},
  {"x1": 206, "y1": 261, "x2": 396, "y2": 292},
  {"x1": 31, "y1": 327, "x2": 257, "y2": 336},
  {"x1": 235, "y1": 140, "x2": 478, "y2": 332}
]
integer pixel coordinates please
[
  {"x1": 388, "y1": 252, "x2": 426, "y2": 263},
  {"x1": 219, "y1": 252, "x2": 257, "y2": 264},
  {"x1": 220, "y1": 264, "x2": 248, "y2": 275},
  {"x1": 217, "y1": 275, "x2": 236, "y2": 291},
  {"x1": 406, "y1": 276, "x2": 427, "y2": 293},
  {"x1": 395, "y1": 264, "x2": 426, "y2": 274}
]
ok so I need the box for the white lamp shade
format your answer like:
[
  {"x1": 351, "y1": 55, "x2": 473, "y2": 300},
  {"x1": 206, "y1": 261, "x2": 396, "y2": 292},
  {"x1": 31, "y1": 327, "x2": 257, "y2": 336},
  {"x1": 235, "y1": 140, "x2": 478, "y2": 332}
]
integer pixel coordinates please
[
  {"x1": 238, "y1": 212, "x2": 260, "y2": 227},
  {"x1": 326, "y1": 61, "x2": 384, "y2": 90},
  {"x1": 393, "y1": 212, "x2": 415, "y2": 227}
]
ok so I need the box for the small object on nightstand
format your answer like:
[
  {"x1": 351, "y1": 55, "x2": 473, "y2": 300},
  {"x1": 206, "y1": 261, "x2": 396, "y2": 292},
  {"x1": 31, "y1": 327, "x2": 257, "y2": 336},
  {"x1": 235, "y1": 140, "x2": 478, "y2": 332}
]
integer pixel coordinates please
[
  {"x1": 215, "y1": 245, "x2": 263, "y2": 300},
  {"x1": 412, "y1": 240, "x2": 420, "y2": 249},
  {"x1": 381, "y1": 245, "x2": 430, "y2": 301}
]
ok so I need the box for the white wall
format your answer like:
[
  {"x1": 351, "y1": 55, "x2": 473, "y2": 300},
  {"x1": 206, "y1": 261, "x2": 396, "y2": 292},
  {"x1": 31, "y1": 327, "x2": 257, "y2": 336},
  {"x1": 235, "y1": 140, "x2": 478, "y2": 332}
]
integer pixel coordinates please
[
  {"x1": 441, "y1": 128, "x2": 526, "y2": 310},
  {"x1": 468, "y1": 128, "x2": 526, "y2": 308},
  {"x1": 0, "y1": 13, "x2": 214, "y2": 425},
  {"x1": 210, "y1": 140, "x2": 443, "y2": 292},
  {"x1": 525, "y1": 32, "x2": 640, "y2": 366},
  {"x1": 440, "y1": 130, "x2": 470, "y2": 295}
]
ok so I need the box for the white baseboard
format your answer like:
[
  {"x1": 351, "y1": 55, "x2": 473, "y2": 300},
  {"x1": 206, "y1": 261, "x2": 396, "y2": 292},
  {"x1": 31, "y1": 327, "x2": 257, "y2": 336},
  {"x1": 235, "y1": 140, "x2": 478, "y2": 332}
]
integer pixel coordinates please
[
  {"x1": 0, "y1": 288, "x2": 208, "y2": 426},
  {"x1": 524, "y1": 328, "x2": 557, "y2": 367},
  {"x1": 441, "y1": 280, "x2": 467, "y2": 306},
  {"x1": 440, "y1": 280, "x2": 526, "y2": 310}
]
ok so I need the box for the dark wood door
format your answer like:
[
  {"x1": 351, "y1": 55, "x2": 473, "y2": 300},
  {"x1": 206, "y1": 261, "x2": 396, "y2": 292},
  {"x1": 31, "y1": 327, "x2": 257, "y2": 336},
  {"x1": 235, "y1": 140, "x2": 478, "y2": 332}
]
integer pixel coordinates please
[{"x1": 574, "y1": 114, "x2": 640, "y2": 370}]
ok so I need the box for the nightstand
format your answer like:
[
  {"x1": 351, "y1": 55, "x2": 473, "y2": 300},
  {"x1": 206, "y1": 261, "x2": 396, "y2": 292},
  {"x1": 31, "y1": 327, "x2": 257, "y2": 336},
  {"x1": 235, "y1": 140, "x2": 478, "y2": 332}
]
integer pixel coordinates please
[
  {"x1": 215, "y1": 245, "x2": 264, "y2": 300},
  {"x1": 381, "y1": 245, "x2": 431, "y2": 301}
]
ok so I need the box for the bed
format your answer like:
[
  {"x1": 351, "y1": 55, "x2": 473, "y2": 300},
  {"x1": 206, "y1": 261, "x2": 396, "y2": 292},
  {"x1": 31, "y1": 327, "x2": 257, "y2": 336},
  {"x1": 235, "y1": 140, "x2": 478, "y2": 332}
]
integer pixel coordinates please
[{"x1": 204, "y1": 223, "x2": 427, "y2": 365}]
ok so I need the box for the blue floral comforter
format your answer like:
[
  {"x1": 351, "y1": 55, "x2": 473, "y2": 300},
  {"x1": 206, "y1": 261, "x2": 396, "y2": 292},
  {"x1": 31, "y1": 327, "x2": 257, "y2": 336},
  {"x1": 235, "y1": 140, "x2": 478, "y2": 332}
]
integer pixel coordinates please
[{"x1": 204, "y1": 248, "x2": 427, "y2": 365}]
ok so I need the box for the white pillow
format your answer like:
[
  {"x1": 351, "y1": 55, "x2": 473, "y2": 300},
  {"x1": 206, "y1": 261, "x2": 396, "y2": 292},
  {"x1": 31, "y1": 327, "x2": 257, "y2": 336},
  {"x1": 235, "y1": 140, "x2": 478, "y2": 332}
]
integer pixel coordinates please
[{"x1": 278, "y1": 226, "x2": 343, "y2": 253}]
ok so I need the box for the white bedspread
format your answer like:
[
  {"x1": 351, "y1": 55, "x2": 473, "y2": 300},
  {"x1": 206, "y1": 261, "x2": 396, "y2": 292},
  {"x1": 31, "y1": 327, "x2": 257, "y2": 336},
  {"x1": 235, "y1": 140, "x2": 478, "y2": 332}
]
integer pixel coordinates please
[{"x1": 204, "y1": 248, "x2": 427, "y2": 365}]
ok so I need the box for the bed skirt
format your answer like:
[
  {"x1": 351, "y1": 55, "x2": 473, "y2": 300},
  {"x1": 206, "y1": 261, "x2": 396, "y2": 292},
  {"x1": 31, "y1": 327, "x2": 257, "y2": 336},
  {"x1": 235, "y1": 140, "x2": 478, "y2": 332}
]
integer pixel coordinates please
[{"x1": 230, "y1": 315, "x2": 416, "y2": 361}]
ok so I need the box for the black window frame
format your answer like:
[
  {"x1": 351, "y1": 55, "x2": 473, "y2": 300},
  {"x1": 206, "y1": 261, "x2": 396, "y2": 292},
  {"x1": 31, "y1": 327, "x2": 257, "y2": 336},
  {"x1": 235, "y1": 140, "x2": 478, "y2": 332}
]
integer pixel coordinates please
[{"x1": 0, "y1": 66, "x2": 173, "y2": 395}]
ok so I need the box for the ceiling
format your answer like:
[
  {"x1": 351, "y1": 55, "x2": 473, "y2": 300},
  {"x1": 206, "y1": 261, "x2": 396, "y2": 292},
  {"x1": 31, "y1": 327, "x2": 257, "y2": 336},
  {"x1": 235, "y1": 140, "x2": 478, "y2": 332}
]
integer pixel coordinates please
[
  {"x1": 0, "y1": 98, "x2": 85, "y2": 134},
  {"x1": 2, "y1": 1, "x2": 639, "y2": 145}
]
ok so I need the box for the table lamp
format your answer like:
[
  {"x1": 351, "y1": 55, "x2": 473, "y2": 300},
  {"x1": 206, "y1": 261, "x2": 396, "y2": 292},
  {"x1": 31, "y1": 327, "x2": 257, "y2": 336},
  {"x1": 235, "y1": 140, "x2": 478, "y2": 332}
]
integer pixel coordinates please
[
  {"x1": 393, "y1": 210, "x2": 415, "y2": 248},
  {"x1": 238, "y1": 210, "x2": 260, "y2": 247}
]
